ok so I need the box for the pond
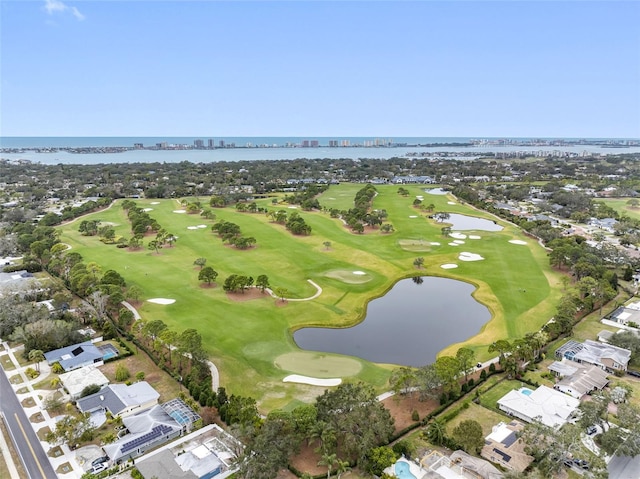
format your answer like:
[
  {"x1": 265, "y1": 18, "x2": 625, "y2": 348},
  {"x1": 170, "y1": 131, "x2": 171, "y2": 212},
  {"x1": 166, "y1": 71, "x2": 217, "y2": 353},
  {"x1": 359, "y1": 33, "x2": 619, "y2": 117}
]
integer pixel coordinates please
[
  {"x1": 293, "y1": 276, "x2": 491, "y2": 367},
  {"x1": 447, "y1": 213, "x2": 503, "y2": 231}
]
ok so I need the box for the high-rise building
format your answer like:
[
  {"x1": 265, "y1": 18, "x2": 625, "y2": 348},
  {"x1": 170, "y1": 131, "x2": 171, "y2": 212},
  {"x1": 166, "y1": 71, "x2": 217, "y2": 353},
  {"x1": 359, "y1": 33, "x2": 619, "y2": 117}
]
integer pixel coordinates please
[
  {"x1": 194, "y1": 139, "x2": 204, "y2": 149},
  {"x1": 133, "y1": 143, "x2": 144, "y2": 149},
  {"x1": 219, "y1": 140, "x2": 225, "y2": 148},
  {"x1": 329, "y1": 140, "x2": 338, "y2": 147},
  {"x1": 208, "y1": 139, "x2": 215, "y2": 148},
  {"x1": 301, "y1": 140, "x2": 310, "y2": 148},
  {"x1": 310, "y1": 140, "x2": 319, "y2": 147}
]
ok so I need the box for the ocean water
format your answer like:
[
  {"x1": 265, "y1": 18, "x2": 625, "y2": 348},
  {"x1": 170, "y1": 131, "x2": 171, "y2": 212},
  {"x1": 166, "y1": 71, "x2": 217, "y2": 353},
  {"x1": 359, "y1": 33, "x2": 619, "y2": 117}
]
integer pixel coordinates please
[{"x1": 1, "y1": 137, "x2": 638, "y2": 165}]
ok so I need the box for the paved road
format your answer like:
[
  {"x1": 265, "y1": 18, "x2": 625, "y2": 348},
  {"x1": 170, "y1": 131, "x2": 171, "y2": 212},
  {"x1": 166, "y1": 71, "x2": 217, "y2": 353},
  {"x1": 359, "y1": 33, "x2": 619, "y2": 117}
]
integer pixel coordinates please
[{"x1": 0, "y1": 366, "x2": 57, "y2": 479}]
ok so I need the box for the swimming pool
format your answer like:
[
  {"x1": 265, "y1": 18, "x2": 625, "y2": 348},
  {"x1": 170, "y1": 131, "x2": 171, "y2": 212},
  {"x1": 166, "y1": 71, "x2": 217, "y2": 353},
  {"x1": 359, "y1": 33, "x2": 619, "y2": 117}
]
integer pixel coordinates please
[
  {"x1": 394, "y1": 460, "x2": 417, "y2": 479},
  {"x1": 99, "y1": 344, "x2": 119, "y2": 361},
  {"x1": 520, "y1": 387, "x2": 533, "y2": 396}
]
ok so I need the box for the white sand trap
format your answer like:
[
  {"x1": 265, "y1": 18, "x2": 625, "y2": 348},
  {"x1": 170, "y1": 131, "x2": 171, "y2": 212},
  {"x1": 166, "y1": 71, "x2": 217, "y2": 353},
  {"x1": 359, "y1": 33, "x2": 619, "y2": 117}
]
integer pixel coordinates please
[
  {"x1": 450, "y1": 232, "x2": 467, "y2": 239},
  {"x1": 469, "y1": 235, "x2": 481, "y2": 240},
  {"x1": 283, "y1": 375, "x2": 342, "y2": 387},
  {"x1": 288, "y1": 206, "x2": 298, "y2": 209},
  {"x1": 143, "y1": 208, "x2": 153, "y2": 212},
  {"x1": 441, "y1": 264, "x2": 458, "y2": 269},
  {"x1": 187, "y1": 226, "x2": 198, "y2": 230},
  {"x1": 416, "y1": 195, "x2": 424, "y2": 199},
  {"x1": 352, "y1": 271, "x2": 366, "y2": 275},
  {"x1": 448, "y1": 201, "x2": 456, "y2": 205},
  {"x1": 453, "y1": 240, "x2": 465, "y2": 244},
  {"x1": 448, "y1": 242, "x2": 460, "y2": 246},
  {"x1": 147, "y1": 298, "x2": 176, "y2": 305},
  {"x1": 150, "y1": 202, "x2": 160, "y2": 205},
  {"x1": 459, "y1": 252, "x2": 484, "y2": 262},
  {"x1": 509, "y1": 240, "x2": 528, "y2": 245},
  {"x1": 173, "y1": 210, "x2": 186, "y2": 214},
  {"x1": 430, "y1": 242, "x2": 441, "y2": 246},
  {"x1": 409, "y1": 215, "x2": 418, "y2": 218},
  {"x1": 197, "y1": 225, "x2": 207, "y2": 228}
]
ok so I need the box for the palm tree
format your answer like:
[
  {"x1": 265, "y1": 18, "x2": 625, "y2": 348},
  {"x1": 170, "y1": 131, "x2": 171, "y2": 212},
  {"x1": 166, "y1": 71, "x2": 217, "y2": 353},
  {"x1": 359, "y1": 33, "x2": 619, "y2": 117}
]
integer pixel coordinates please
[
  {"x1": 318, "y1": 452, "x2": 338, "y2": 479},
  {"x1": 335, "y1": 459, "x2": 351, "y2": 479},
  {"x1": 28, "y1": 349, "x2": 45, "y2": 373},
  {"x1": 424, "y1": 417, "x2": 447, "y2": 446}
]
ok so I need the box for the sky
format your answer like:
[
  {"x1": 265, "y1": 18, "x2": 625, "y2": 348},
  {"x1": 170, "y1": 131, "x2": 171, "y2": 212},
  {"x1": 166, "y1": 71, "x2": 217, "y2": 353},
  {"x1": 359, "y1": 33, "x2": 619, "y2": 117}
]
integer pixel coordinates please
[{"x1": 1, "y1": 0, "x2": 639, "y2": 138}]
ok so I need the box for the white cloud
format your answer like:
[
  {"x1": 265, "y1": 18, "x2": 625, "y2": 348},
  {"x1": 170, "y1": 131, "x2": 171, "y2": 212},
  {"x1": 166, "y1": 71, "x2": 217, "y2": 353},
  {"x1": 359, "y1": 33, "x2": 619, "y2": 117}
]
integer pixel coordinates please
[{"x1": 44, "y1": 0, "x2": 85, "y2": 21}]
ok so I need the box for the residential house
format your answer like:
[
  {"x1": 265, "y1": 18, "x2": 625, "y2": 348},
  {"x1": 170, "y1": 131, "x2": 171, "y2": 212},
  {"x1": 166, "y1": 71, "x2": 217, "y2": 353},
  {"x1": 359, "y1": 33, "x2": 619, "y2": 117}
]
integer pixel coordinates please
[
  {"x1": 548, "y1": 360, "x2": 609, "y2": 399},
  {"x1": 44, "y1": 341, "x2": 104, "y2": 372},
  {"x1": 76, "y1": 381, "x2": 160, "y2": 418},
  {"x1": 59, "y1": 365, "x2": 109, "y2": 400},
  {"x1": 497, "y1": 385, "x2": 580, "y2": 428},
  {"x1": 556, "y1": 339, "x2": 631, "y2": 373},
  {"x1": 481, "y1": 420, "x2": 533, "y2": 472}
]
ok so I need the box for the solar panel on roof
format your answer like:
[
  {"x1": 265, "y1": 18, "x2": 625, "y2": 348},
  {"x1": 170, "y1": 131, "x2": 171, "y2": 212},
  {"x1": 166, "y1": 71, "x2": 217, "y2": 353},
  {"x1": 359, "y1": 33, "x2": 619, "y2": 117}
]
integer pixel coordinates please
[
  {"x1": 502, "y1": 431, "x2": 518, "y2": 448},
  {"x1": 493, "y1": 448, "x2": 511, "y2": 463},
  {"x1": 71, "y1": 346, "x2": 83, "y2": 356}
]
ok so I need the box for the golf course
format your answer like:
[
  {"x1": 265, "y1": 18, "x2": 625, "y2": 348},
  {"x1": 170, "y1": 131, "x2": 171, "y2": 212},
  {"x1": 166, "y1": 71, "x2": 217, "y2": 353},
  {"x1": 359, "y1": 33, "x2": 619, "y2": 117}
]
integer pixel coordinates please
[{"x1": 57, "y1": 184, "x2": 563, "y2": 410}]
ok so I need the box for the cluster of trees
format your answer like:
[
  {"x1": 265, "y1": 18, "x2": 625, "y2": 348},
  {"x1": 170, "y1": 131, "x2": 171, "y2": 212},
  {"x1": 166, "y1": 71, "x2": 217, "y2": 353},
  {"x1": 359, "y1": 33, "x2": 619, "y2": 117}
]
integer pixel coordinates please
[
  {"x1": 268, "y1": 209, "x2": 312, "y2": 235},
  {"x1": 40, "y1": 197, "x2": 113, "y2": 226},
  {"x1": 487, "y1": 332, "x2": 548, "y2": 379},
  {"x1": 326, "y1": 185, "x2": 391, "y2": 234},
  {"x1": 222, "y1": 274, "x2": 270, "y2": 294},
  {"x1": 235, "y1": 201, "x2": 267, "y2": 213},
  {"x1": 282, "y1": 184, "x2": 328, "y2": 210},
  {"x1": 211, "y1": 220, "x2": 257, "y2": 249},
  {"x1": 388, "y1": 347, "x2": 478, "y2": 404},
  {"x1": 237, "y1": 382, "x2": 394, "y2": 479}
]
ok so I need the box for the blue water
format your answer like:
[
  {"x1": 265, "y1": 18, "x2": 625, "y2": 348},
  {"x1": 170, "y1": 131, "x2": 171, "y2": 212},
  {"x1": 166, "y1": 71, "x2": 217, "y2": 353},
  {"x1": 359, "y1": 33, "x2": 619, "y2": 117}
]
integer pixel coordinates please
[
  {"x1": 395, "y1": 461, "x2": 417, "y2": 479},
  {"x1": 521, "y1": 388, "x2": 533, "y2": 396}
]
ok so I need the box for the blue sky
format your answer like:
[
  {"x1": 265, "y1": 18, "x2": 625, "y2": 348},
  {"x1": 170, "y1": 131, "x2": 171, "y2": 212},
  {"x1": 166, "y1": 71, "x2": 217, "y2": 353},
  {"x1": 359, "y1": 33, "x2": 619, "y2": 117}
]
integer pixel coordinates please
[{"x1": 1, "y1": 1, "x2": 639, "y2": 137}]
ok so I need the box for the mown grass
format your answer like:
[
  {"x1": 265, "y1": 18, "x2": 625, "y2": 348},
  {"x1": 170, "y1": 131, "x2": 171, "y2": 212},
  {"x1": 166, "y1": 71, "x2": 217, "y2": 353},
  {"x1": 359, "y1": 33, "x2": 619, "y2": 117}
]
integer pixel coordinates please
[{"x1": 57, "y1": 184, "x2": 560, "y2": 410}]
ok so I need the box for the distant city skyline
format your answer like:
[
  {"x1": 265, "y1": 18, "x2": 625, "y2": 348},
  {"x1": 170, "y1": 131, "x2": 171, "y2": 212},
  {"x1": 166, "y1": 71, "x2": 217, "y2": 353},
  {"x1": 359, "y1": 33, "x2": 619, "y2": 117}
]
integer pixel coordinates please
[{"x1": 1, "y1": 1, "x2": 639, "y2": 138}]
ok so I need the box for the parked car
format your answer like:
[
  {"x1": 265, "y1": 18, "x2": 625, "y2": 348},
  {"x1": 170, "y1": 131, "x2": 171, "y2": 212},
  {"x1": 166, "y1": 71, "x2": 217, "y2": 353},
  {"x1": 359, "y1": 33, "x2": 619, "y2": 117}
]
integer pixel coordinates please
[
  {"x1": 91, "y1": 463, "x2": 108, "y2": 474},
  {"x1": 586, "y1": 425, "x2": 597, "y2": 435},
  {"x1": 91, "y1": 456, "x2": 108, "y2": 467},
  {"x1": 628, "y1": 370, "x2": 640, "y2": 378}
]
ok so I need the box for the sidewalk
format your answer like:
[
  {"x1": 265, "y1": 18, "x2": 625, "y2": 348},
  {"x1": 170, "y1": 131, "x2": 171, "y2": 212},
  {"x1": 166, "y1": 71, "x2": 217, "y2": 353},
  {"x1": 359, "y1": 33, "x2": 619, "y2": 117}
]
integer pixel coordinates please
[{"x1": 1, "y1": 340, "x2": 84, "y2": 479}]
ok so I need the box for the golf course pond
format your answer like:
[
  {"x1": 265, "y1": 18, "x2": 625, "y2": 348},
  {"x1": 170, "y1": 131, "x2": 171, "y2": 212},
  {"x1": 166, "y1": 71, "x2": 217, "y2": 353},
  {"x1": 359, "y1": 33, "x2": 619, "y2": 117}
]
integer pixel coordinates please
[{"x1": 293, "y1": 276, "x2": 491, "y2": 367}]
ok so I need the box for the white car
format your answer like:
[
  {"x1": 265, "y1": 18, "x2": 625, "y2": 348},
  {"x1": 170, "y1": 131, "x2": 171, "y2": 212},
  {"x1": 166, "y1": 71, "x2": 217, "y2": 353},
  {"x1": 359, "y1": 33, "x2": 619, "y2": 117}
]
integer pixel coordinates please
[{"x1": 91, "y1": 462, "x2": 108, "y2": 474}]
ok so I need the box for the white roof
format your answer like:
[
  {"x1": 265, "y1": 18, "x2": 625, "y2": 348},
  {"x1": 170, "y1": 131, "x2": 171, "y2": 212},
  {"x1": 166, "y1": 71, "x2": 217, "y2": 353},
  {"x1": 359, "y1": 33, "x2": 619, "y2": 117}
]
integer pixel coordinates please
[
  {"x1": 486, "y1": 422, "x2": 513, "y2": 443},
  {"x1": 59, "y1": 365, "x2": 109, "y2": 397},
  {"x1": 498, "y1": 385, "x2": 580, "y2": 428}
]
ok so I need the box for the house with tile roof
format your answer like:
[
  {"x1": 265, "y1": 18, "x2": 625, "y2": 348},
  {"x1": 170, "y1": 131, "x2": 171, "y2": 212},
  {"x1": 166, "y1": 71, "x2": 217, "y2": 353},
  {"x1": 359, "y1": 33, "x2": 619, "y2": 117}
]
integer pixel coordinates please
[
  {"x1": 76, "y1": 381, "x2": 160, "y2": 418},
  {"x1": 556, "y1": 339, "x2": 631, "y2": 373},
  {"x1": 497, "y1": 385, "x2": 580, "y2": 429},
  {"x1": 548, "y1": 359, "x2": 610, "y2": 399},
  {"x1": 481, "y1": 420, "x2": 533, "y2": 473},
  {"x1": 44, "y1": 341, "x2": 104, "y2": 372}
]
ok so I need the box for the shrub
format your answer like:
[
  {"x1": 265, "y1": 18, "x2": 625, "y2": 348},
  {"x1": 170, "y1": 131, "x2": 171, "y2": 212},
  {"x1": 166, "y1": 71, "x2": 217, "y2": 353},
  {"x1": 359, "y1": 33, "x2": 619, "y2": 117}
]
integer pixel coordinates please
[
  {"x1": 411, "y1": 410, "x2": 420, "y2": 422},
  {"x1": 115, "y1": 364, "x2": 130, "y2": 381},
  {"x1": 25, "y1": 367, "x2": 39, "y2": 379},
  {"x1": 467, "y1": 378, "x2": 474, "y2": 387},
  {"x1": 489, "y1": 363, "x2": 496, "y2": 372},
  {"x1": 135, "y1": 371, "x2": 145, "y2": 382},
  {"x1": 80, "y1": 384, "x2": 101, "y2": 398}
]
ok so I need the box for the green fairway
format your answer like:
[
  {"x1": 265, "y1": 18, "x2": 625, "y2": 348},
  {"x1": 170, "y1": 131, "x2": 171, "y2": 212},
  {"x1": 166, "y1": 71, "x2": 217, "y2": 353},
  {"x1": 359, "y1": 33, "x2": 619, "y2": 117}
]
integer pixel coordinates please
[
  {"x1": 599, "y1": 198, "x2": 640, "y2": 221},
  {"x1": 57, "y1": 185, "x2": 562, "y2": 410}
]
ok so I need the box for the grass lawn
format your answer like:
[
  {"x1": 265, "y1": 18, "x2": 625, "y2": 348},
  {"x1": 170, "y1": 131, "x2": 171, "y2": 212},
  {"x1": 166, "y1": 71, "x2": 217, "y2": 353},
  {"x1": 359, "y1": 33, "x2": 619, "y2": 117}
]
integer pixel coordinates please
[
  {"x1": 478, "y1": 378, "x2": 524, "y2": 411},
  {"x1": 0, "y1": 354, "x2": 15, "y2": 371},
  {"x1": 57, "y1": 184, "x2": 561, "y2": 410},
  {"x1": 599, "y1": 198, "x2": 640, "y2": 222},
  {"x1": 444, "y1": 403, "x2": 507, "y2": 437}
]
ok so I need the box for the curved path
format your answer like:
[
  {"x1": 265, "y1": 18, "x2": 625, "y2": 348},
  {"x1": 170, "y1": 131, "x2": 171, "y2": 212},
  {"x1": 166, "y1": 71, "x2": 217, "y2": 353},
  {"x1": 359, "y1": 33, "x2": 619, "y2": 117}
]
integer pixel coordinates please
[
  {"x1": 267, "y1": 279, "x2": 323, "y2": 302},
  {"x1": 120, "y1": 301, "x2": 219, "y2": 390}
]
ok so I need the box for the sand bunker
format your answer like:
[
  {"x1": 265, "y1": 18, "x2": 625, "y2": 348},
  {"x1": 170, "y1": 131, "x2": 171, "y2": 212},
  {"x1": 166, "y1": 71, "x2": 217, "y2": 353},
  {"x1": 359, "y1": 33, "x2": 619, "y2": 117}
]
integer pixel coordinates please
[
  {"x1": 416, "y1": 195, "x2": 424, "y2": 200},
  {"x1": 448, "y1": 242, "x2": 460, "y2": 246},
  {"x1": 447, "y1": 201, "x2": 456, "y2": 205},
  {"x1": 143, "y1": 208, "x2": 153, "y2": 212},
  {"x1": 469, "y1": 235, "x2": 481, "y2": 240},
  {"x1": 452, "y1": 240, "x2": 465, "y2": 244},
  {"x1": 173, "y1": 210, "x2": 186, "y2": 214},
  {"x1": 288, "y1": 206, "x2": 298, "y2": 209},
  {"x1": 459, "y1": 252, "x2": 484, "y2": 262},
  {"x1": 283, "y1": 375, "x2": 342, "y2": 387},
  {"x1": 352, "y1": 271, "x2": 366, "y2": 275},
  {"x1": 147, "y1": 298, "x2": 176, "y2": 305},
  {"x1": 441, "y1": 264, "x2": 458, "y2": 269},
  {"x1": 150, "y1": 202, "x2": 160, "y2": 205},
  {"x1": 187, "y1": 226, "x2": 198, "y2": 230},
  {"x1": 450, "y1": 233, "x2": 467, "y2": 239},
  {"x1": 509, "y1": 240, "x2": 528, "y2": 245},
  {"x1": 430, "y1": 242, "x2": 441, "y2": 246},
  {"x1": 409, "y1": 215, "x2": 418, "y2": 218}
]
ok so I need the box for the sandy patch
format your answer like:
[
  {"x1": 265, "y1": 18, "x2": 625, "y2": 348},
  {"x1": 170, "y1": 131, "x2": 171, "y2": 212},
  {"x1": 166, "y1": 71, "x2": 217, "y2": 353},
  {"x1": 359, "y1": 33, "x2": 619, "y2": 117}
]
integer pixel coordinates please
[
  {"x1": 352, "y1": 271, "x2": 366, "y2": 275},
  {"x1": 447, "y1": 201, "x2": 456, "y2": 205},
  {"x1": 441, "y1": 264, "x2": 458, "y2": 269},
  {"x1": 430, "y1": 242, "x2": 441, "y2": 246},
  {"x1": 409, "y1": 215, "x2": 418, "y2": 218},
  {"x1": 469, "y1": 235, "x2": 481, "y2": 239},
  {"x1": 173, "y1": 210, "x2": 186, "y2": 214},
  {"x1": 453, "y1": 240, "x2": 465, "y2": 245},
  {"x1": 416, "y1": 196, "x2": 424, "y2": 200},
  {"x1": 142, "y1": 208, "x2": 153, "y2": 212},
  {"x1": 288, "y1": 206, "x2": 298, "y2": 209},
  {"x1": 197, "y1": 225, "x2": 207, "y2": 228},
  {"x1": 448, "y1": 242, "x2": 460, "y2": 246},
  {"x1": 459, "y1": 252, "x2": 484, "y2": 262},
  {"x1": 509, "y1": 240, "x2": 528, "y2": 245},
  {"x1": 324, "y1": 270, "x2": 371, "y2": 284},
  {"x1": 187, "y1": 226, "x2": 198, "y2": 230},
  {"x1": 147, "y1": 298, "x2": 176, "y2": 305},
  {"x1": 150, "y1": 202, "x2": 160, "y2": 205},
  {"x1": 283, "y1": 375, "x2": 342, "y2": 387},
  {"x1": 450, "y1": 233, "x2": 467, "y2": 239}
]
